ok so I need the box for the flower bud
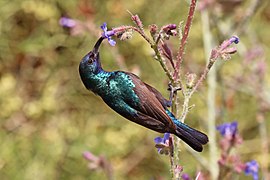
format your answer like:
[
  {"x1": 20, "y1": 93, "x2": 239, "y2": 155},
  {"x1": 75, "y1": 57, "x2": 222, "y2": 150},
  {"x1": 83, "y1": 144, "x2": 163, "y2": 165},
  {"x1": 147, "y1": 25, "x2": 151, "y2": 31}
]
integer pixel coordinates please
[
  {"x1": 149, "y1": 24, "x2": 158, "y2": 37},
  {"x1": 186, "y1": 73, "x2": 197, "y2": 89}
]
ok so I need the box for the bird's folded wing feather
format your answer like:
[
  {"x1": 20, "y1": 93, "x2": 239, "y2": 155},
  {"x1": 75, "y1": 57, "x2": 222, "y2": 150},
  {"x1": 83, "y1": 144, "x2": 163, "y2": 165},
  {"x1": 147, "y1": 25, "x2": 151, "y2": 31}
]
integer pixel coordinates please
[
  {"x1": 143, "y1": 83, "x2": 171, "y2": 108},
  {"x1": 125, "y1": 73, "x2": 176, "y2": 130}
]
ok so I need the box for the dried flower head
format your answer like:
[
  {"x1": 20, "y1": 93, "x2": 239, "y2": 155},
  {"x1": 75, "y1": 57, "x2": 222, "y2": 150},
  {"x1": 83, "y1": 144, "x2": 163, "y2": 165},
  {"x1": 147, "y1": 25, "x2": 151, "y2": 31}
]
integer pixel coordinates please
[
  {"x1": 131, "y1": 14, "x2": 143, "y2": 30},
  {"x1": 149, "y1": 24, "x2": 158, "y2": 37},
  {"x1": 186, "y1": 73, "x2": 197, "y2": 89}
]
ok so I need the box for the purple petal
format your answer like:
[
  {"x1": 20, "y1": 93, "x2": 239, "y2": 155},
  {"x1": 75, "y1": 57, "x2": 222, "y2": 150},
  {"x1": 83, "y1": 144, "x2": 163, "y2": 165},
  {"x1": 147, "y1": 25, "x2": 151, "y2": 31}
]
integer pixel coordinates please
[
  {"x1": 245, "y1": 160, "x2": 259, "y2": 180},
  {"x1": 166, "y1": 24, "x2": 177, "y2": 30},
  {"x1": 106, "y1": 30, "x2": 115, "y2": 37},
  {"x1": 216, "y1": 123, "x2": 228, "y2": 136},
  {"x1": 230, "y1": 121, "x2": 238, "y2": 135},
  {"x1": 108, "y1": 39, "x2": 116, "y2": 46},
  {"x1": 59, "y1": 17, "x2": 76, "y2": 28},
  {"x1": 100, "y1": 22, "x2": 107, "y2": 31},
  {"x1": 163, "y1": 133, "x2": 170, "y2": 142},
  {"x1": 154, "y1": 137, "x2": 163, "y2": 144},
  {"x1": 102, "y1": 31, "x2": 115, "y2": 39},
  {"x1": 100, "y1": 22, "x2": 116, "y2": 46},
  {"x1": 216, "y1": 121, "x2": 238, "y2": 136},
  {"x1": 229, "y1": 36, "x2": 239, "y2": 44},
  {"x1": 181, "y1": 173, "x2": 190, "y2": 180}
]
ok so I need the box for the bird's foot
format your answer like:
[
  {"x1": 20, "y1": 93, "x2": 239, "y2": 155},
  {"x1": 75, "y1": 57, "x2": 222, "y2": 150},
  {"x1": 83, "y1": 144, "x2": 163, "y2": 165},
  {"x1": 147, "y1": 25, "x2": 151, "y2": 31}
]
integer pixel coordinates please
[{"x1": 167, "y1": 83, "x2": 181, "y2": 107}]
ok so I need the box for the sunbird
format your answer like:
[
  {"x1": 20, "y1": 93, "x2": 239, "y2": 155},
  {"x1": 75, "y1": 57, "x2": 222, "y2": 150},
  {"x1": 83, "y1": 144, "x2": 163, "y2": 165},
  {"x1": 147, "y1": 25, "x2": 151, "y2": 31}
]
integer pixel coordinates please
[{"x1": 79, "y1": 37, "x2": 208, "y2": 152}]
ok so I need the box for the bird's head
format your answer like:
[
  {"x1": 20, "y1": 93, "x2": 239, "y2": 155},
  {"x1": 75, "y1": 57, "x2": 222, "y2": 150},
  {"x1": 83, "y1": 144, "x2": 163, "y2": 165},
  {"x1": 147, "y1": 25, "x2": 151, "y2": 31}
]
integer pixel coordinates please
[{"x1": 79, "y1": 37, "x2": 104, "y2": 75}]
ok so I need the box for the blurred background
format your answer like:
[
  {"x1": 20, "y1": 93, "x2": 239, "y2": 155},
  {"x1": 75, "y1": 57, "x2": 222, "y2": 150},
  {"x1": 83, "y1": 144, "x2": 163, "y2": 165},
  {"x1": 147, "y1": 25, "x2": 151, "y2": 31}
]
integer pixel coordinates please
[{"x1": 0, "y1": 0, "x2": 269, "y2": 179}]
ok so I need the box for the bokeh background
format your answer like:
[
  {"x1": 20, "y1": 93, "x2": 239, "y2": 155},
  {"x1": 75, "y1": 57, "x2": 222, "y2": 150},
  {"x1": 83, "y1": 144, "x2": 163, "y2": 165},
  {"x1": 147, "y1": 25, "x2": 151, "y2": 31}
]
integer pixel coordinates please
[{"x1": 0, "y1": 0, "x2": 269, "y2": 179}]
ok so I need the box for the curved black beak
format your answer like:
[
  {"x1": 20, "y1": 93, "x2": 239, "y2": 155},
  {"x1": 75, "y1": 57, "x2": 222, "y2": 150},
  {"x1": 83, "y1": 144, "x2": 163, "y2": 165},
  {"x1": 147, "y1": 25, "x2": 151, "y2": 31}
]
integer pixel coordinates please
[{"x1": 93, "y1": 37, "x2": 105, "y2": 54}]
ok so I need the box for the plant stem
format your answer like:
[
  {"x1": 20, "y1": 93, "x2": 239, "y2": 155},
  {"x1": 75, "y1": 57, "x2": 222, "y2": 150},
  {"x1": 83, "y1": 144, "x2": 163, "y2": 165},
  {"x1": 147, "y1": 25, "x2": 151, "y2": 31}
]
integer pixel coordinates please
[
  {"x1": 171, "y1": 94, "x2": 181, "y2": 180},
  {"x1": 201, "y1": 9, "x2": 218, "y2": 180},
  {"x1": 127, "y1": 22, "x2": 178, "y2": 179},
  {"x1": 172, "y1": 2, "x2": 198, "y2": 177},
  {"x1": 174, "y1": 0, "x2": 197, "y2": 83},
  {"x1": 258, "y1": 112, "x2": 269, "y2": 179},
  {"x1": 257, "y1": 77, "x2": 269, "y2": 178}
]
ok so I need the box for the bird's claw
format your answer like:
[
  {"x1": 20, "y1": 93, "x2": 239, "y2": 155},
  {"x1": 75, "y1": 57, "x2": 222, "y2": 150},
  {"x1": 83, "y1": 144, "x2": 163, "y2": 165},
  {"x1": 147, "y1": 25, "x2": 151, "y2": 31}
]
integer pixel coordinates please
[
  {"x1": 167, "y1": 83, "x2": 181, "y2": 94},
  {"x1": 167, "y1": 83, "x2": 181, "y2": 106}
]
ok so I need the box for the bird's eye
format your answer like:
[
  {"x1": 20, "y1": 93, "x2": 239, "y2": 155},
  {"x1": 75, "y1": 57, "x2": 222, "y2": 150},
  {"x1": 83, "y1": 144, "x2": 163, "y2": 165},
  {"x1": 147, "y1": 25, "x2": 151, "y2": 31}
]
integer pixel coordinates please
[
  {"x1": 87, "y1": 53, "x2": 95, "y2": 64},
  {"x1": 88, "y1": 58, "x2": 93, "y2": 64}
]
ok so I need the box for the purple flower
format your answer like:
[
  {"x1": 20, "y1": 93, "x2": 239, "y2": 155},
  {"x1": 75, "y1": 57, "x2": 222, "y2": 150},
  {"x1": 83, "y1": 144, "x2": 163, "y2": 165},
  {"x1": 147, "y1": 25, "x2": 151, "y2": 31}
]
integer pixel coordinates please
[
  {"x1": 161, "y1": 24, "x2": 177, "y2": 39},
  {"x1": 181, "y1": 173, "x2": 190, "y2": 180},
  {"x1": 216, "y1": 121, "x2": 238, "y2": 137},
  {"x1": 245, "y1": 160, "x2": 259, "y2": 180},
  {"x1": 217, "y1": 121, "x2": 242, "y2": 150},
  {"x1": 100, "y1": 22, "x2": 116, "y2": 46},
  {"x1": 212, "y1": 36, "x2": 240, "y2": 61},
  {"x1": 163, "y1": 24, "x2": 177, "y2": 30},
  {"x1": 229, "y1": 35, "x2": 240, "y2": 44},
  {"x1": 154, "y1": 133, "x2": 170, "y2": 155},
  {"x1": 59, "y1": 17, "x2": 76, "y2": 28}
]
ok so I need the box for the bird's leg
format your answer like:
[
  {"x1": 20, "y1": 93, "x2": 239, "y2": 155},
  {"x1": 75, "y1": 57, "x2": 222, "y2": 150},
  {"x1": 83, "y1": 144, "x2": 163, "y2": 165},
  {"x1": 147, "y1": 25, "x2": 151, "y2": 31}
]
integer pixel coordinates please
[{"x1": 167, "y1": 83, "x2": 181, "y2": 107}]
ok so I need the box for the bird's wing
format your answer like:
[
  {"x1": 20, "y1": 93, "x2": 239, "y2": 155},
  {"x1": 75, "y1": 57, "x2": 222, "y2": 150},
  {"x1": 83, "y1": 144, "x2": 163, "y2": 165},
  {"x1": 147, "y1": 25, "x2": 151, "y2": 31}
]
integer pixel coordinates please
[
  {"x1": 124, "y1": 72, "x2": 176, "y2": 130},
  {"x1": 143, "y1": 83, "x2": 171, "y2": 108}
]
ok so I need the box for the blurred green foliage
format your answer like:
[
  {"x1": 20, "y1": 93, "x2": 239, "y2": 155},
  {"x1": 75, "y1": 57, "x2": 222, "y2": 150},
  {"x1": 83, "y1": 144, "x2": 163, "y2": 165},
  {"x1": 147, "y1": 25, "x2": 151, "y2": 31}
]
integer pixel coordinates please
[{"x1": 0, "y1": 0, "x2": 269, "y2": 179}]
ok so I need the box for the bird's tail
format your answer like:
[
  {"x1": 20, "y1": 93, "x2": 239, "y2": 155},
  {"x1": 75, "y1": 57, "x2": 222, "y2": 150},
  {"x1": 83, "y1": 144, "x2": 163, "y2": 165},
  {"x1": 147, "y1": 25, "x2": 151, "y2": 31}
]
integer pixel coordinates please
[{"x1": 173, "y1": 120, "x2": 208, "y2": 152}]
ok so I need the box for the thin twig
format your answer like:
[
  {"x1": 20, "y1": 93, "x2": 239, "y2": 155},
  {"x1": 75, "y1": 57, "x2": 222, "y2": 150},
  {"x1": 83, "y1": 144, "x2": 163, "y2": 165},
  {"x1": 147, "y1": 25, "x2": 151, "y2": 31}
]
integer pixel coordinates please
[
  {"x1": 171, "y1": 1, "x2": 198, "y2": 178},
  {"x1": 122, "y1": 17, "x2": 179, "y2": 179},
  {"x1": 169, "y1": 136, "x2": 176, "y2": 179},
  {"x1": 120, "y1": 25, "x2": 174, "y2": 82},
  {"x1": 128, "y1": 26, "x2": 154, "y2": 46},
  {"x1": 174, "y1": 0, "x2": 197, "y2": 83}
]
